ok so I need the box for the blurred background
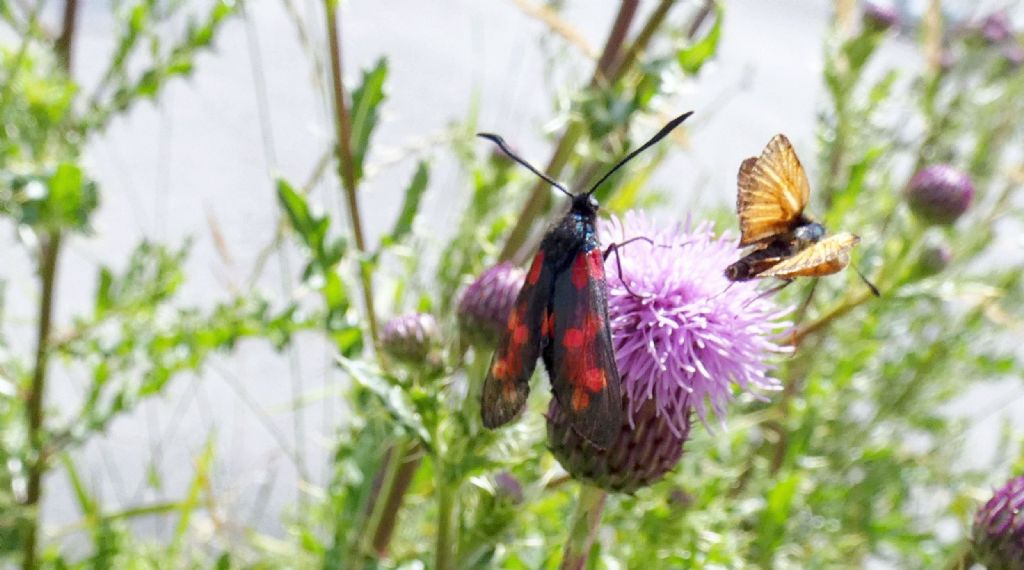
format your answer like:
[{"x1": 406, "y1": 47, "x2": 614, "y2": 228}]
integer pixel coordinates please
[{"x1": 2, "y1": 0, "x2": 1024, "y2": 568}]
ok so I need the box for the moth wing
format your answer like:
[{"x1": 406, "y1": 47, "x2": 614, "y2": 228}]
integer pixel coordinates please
[
  {"x1": 756, "y1": 233, "x2": 860, "y2": 279},
  {"x1": 737, "y1": 134, "x2": 812, "y2": 246},
  {"x1": 543, "y1": 248, "x2": 622, "y2": 448},
  {"x1": 481, "y1": 251, "x2": 555, "y2": 429}
]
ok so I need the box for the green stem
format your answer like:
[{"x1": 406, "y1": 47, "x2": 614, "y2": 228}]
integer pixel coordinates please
[
  {"x1": 434, "y1": 462, "x2": 456, "y2": 570},
  {"x1": 324, "y1": 0, "x2": 380, "y2": 348},
  {"x1": 21, "y1": 230, "x2": 63, "y2": 570},
  {"x1": 21, "y1": 4, "x2": 77, "y2": 566},
  {"x1": 942, "y1": 540, "x2": 975, "y2": 570},
  {"x1": 560, "y1": 485, "x2": 608, "y2": 570}
]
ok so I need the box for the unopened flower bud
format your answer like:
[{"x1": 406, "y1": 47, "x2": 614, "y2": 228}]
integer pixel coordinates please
[
  {"x1": 916, "y1": 239, "x2": 952, "y2": 276},
  {"x1": 905, "y1": 164, "x2": 974, "y2": 225},
  {"x1": 973, "y1": 475, "x2": 1024, "y2": 569},
  {"x1": 981, "y1": 11, "x2": 1014, "y2": 45},
  {"x1": 863, "y1": 3, "x2": 899, "y2": 32},
  {"x1": 457, "y1": 263, "x2": 525, "y2": 346},
  {"x1": 494, "y1": 471, "x2": 524, "y2": 505},
  {"x1": 381, "y1": 313, "x2": 441, "y2": 365}
]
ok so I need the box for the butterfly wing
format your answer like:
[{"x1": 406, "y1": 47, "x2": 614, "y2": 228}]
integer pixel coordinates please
[
  {"x1": 737, "y1": 134, "x2": 812, "y2": 246},
  {"x1": 755, "y1": 233, "x2": 860, "y2": 279},
  {"x1": 481, "y1": 250, "x2": 556, "y2": 428},
  {"x1": 543, "y1": 248, "x2": 622, "y2": 448}
]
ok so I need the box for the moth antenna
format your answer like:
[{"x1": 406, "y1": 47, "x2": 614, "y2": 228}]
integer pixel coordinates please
[
  {"x1": 586, "y1": 111, "x2": 694, "y2": 197},
  {"x1": 477, "y1": 133, "x2": 573, "y2": 198},
  {"x1": 853, "y1": 264, "x2": 880, "y2": 297}
]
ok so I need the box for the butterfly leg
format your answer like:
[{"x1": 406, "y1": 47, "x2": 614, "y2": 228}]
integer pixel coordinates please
[
  {"x1": 853, "y1": 264, "x2": 880, "y2": 297},
  {"x1": 603, "y1": 241, "x2": 650, "y2": 299},
  {"x1": 743, "y1": 279, "x2": 794, "y2": 308}
]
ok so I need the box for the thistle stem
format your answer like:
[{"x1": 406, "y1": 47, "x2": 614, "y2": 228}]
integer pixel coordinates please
[
  {"x1": 561, "y1": 485, "x2": 608, "y2": 570},
  {"x1": 21, "y1": 2, "x2": 77, "y2": 566},
  {"x1": 21, "y1": 231, "x2": 62, "y2": 570},
  {"x1": 942, "y1": 541, "x2": 974, "y2": 570},
  {"x1": 324, "y1": 0, "x2": 380, "y2": 347},
  {"x1": 434, "y1": 463, "x2": 456, "y2": 570},
  {"x1": 498, "y1": 0, "x2": 642, "y2": 263}
]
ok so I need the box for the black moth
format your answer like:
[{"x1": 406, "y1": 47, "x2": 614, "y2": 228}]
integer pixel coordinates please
[{"x1": 476, "y1": 111, "x2": 694, "y2": 448}]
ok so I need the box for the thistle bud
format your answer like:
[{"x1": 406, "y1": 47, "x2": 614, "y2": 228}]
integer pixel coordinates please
[
  {"x1": 904, "y1": 164, "x2": 974, "y2": 225},
  {"x1": 457, "y1": 263, "x2": 525, "y2": 346},
  {"x1": 1002, "y1": 43, "x2": 1024, "y2": 69},
  {"x1": 863, "y1": 3, "x2": 899, "y2": 32},
  {"x1": 494, "y1": 471, "x2": 524, "y2": 505},
  {"x1": 380, "y1": 313, "x2": 441, "y2": 366},
  {"x1": 981, "y1": 11, "x2": 1014, "y2": 45},
  {"x1": 916, "y1": 238, "x2": 952, "y2": 277},
  {"x1": 972, "y1": 475, "x2": 1024, "y2": 569}
]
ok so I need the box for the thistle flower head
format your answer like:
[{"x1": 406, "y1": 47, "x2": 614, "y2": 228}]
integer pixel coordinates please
[
  {"x1": 863, "y1": 2, "x2": 900, "y2": 32},
  {"x1": 458, "y1": 262, "x2": 526, "y2": 346},
  {"x1": 601, "y1": 212, "x2": 790, "y2": 433},
  {"x1": 546, "y1": 213, "x2": 790, "y2": 492},
  {"x1": 905, "y1": 164, "x2": 974, "y2": 225},
  {"x1": 981, "y1": 10, "x2": 1014, "y2": 45},
  {"x1": 973, "y1": 475, "x2": 1024, "y2": 569},
  {"x1": 380, "y1": 312, "x2": 441, "y2": 365},
  {"x1": 916, "y1": 237, "x2": 952, "y2": 277}
]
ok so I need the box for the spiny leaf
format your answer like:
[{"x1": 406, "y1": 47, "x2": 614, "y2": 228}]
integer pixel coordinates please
[
  {"x1": 383, "y1": 160, "x2": 430, "y2": 247},
  {"x1": 678, "y1": 3, "x2": 724, "y2": 75},
  {"x1": 350, "y1": 57, "x2": 388, "y2": 182}
]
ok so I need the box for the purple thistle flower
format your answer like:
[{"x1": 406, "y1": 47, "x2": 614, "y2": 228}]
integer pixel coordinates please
[
  {"x1": 601, "y1": 212, "x2": 791, "y2": 433},
  {"x1": 546, "y1": 213, "x2": 791, "y2": 492},
  {"x1": 973, "y1": 475, "x2": 1024, "y2": 569}
]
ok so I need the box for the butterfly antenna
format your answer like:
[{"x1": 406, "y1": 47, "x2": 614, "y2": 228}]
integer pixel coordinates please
[
  {"x1": 853, "y1": 264, "x2": 881, "y2": 297},
  {"x1": 586, "y1": 111, "x2": 695, "y2": 197},
  {"x1": 477, "y1": 133, "x2": 573, "y2": 198}
]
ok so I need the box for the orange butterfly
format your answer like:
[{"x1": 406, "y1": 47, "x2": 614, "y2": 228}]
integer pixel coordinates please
[{"x1": 725, "y1": 134, "x2": 875, "y2": 292}]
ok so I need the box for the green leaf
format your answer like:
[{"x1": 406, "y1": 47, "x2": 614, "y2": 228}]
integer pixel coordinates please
[
  {"x1": 276, "y1": 178, "x2": 328, "y2": 258},
  {"x1": 677, "y1": 3, "x2": 723, "y2": 75},
  {"x1": 336, "y1": 355, "x2": 431, "y2": 448},
  {"x1": 350, "y1": 58, "x2": 388, "y2": 181},
  {"x1": 60, "y1": 454, "x2": 98, "y2": 518},
  {"x1": 383, "y1": 160, "x2": 430, "y2": 246}
]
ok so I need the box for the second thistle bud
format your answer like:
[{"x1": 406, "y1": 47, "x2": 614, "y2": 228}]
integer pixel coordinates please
[
  {"x1": 457, "y1": 263, "x2": 525, "y2": 346},
  {"x1": 972, "y1": 475, "x2": 1024, "y2": 570},
  {"x1": 915, "y1": 238, "x2": 952, "y2": 277},
  {"x1": 381, "y1": 313, "x2": 442, "y2": 369},
  {"x1": 862, "y1": 2, "x2": 899, "y2": 32},
  {"x1": 904, "y1": 164, "x2": 974, "y2": 225}
]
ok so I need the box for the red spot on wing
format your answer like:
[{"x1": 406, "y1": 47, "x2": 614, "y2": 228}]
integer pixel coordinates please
[
  {"x1": 563, "y1": 328, "x2": 584, "y2": 349},
  {"x1": 587, "y1": 249, "x2": 604, "y2": 280},
  {"x1": 491, "y1": 359, "x2": 508, "y2": 380},
  {"x1": 571, "y1": 254, "x2": 588, "y2": 289},
  {"x1": 527, "y1": 251, "x2": 545, "y2": 285},
  {"x1": 541, "y1": 310, "x2": 554, "y2": 339},
  {"x1": 512, "y1": 324, "x2": 529, "y2": 345},
  {"x1": 582, "y1": 368, "x2": 606, "y2": 392},
  {"x1": 571, "y1": 389, "x2": 590, "y2": 412}
]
